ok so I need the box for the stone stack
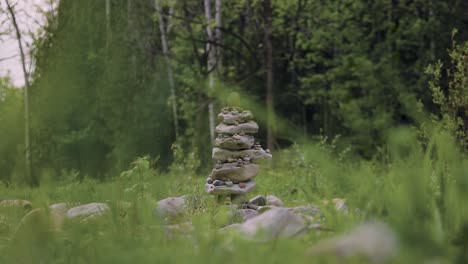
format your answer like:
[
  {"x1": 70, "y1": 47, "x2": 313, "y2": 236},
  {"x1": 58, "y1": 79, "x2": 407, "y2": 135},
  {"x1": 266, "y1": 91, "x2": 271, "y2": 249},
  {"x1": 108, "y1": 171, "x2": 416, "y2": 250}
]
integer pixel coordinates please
[{"x1": 205, "y1": 106, "x2": 272, "y2": 201}]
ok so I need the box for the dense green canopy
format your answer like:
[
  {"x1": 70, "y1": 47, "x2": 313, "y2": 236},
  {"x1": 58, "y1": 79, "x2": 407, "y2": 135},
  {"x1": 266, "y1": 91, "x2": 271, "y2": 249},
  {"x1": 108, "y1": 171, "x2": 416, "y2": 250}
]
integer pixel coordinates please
[{"x1": 0, "y1": 0, "x2": 467, "y2": 184}]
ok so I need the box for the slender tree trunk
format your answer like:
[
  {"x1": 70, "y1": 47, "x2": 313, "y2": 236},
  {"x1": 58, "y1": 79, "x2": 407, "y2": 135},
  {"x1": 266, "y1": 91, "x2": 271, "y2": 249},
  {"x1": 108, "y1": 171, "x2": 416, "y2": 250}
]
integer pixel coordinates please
[
  {"x1": 155, "y1": 0, "x2": 179, "y2": 139},
  {"x1": 105, "y1": 0, "x2": 111, "y2": 49},
  {"x1": 5, "y1": 0, "x2": 36, "y2": 186},
  {"x1": 128, "y1": 0, "x2": 137, "y2": 79},
  {"x1": 215, "y1": 0, "x2": 222, "y2": 73},
  {"x1": 264, "y1": 0, "x2": 274, "y2": 151},
  {"x1": 204, "y1": 0, "x2": 216, "y2": 144}
]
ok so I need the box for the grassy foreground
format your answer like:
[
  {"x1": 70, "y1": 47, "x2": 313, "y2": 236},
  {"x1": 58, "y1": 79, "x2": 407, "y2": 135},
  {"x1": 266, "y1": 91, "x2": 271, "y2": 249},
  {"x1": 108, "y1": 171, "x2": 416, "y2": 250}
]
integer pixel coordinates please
[{"x1": 0, "y1": 128, "x2": 467, "y2": 263}]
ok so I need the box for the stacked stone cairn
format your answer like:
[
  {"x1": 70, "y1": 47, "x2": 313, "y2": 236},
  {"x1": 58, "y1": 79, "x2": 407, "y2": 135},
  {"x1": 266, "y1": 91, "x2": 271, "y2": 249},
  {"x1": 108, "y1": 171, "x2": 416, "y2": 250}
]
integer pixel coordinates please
[{"x1": 205, "y1": 106, "x2": 272, "y2": 202}]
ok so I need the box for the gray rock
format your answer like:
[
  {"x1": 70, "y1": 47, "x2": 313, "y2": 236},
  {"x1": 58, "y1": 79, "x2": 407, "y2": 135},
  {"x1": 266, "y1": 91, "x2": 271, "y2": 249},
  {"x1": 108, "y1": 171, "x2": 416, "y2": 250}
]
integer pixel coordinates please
[
  {"x1": 0, "y1": 199, "x2": 32, "y2": 209},
  {"x1": 266, "y1": 195, "x2": 284, "y2": 207},
  {"x1": 257, "y1": 205, "x2": 277, "y2": 213},
  {"x1": 154, "y1": 196, "x2": 187, "y2": 218},
  {"x1": 225, "y1": 180, "x2": 233, "y2": 187},
  {"x1": 308, "y1": 221, "x2": 398, "y2": 263},
  {"x1": 49, "y1": 203, "x2": 68, "y2": 214},
  {"x1": 227, "y1": 207, "x2": 308, "y2": 241},
  {"x1": 215, "y1": 134, "x2": 254, "y2": 150},
  {"x1": 249, "y1": 195, "x2": 267, "y2": 206},
  {"x1": 212, "y1": 147, "x2": 272, "y2": 162},
  {"x1": 239, "y1": 209, "x2": 259, "y2": 222},
  {"x1": 205, "y1": 180, "x2": 256, "y2": 195},
  {"x1": 66, "y1": 203, "x2": 110, "y2": 220},
  {"x1": 209, "y1": 163, "x2": 259, "y2": 183},
  {"x1": 213, "y1": 180, "x2": 225, "y2": 186},
  {"x1": 215, "y1": 121, "x2": 259, "y2": 135},
  {"x1": 217, "y1": 110, "x2": 253, "y2": 125}
]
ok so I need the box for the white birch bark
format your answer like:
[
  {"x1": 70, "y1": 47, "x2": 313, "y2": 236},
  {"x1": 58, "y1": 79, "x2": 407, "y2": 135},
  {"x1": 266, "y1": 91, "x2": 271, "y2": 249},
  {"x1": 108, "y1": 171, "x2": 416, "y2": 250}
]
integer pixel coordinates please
[
  {"x1": 204, "y1": 0, "x2": 216, "y2": 144},
  {"x1": 155, "y1": 0, "x2": 179, "y2": 138},
  {"x1": 4, "y1": 0, "x2": 34, "y2": 184}
]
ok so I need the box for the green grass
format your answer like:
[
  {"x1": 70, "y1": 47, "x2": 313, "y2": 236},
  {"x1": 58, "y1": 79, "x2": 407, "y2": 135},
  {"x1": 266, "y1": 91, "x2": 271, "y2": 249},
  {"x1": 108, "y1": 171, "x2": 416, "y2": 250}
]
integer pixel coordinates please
[{"x1": 0, "y1": 127, "x2": 467, "y2": 263}]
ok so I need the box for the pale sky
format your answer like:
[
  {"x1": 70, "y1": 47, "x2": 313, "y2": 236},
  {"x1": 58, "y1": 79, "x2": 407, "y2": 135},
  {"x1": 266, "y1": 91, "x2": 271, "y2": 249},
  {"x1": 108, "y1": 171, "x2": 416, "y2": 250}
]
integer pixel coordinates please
[{"x1": 0, "y1": 0, "x2": 55, "y2": 87}]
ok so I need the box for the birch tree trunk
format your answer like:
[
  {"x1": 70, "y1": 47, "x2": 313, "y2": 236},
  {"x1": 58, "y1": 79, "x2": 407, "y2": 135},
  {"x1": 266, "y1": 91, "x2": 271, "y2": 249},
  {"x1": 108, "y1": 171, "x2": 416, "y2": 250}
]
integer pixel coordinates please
[
  {"x1": 264, "y1": 0, "x2": 274, "y2": 151},
  {"x1": 215, "y1": 0, "x2": 222, "y2": 73},
  {"x1": 105, "y1": 0, "x2": 111, "y2": 49},
  {"x1": 204, "y1": 0, "x2": 216, "y2": 144},
  {"x1": 155, "y1": 0, "x2": 179, "y2": 139},
  {"x1": 5, "y1": 0, "x2": 36, "y2": 185}
]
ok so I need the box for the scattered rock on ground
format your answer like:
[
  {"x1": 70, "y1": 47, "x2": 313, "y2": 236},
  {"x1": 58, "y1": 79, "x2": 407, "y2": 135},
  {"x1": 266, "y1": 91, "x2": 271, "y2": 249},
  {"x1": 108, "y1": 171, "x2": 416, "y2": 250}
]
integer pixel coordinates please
[
  {"x1": 223, "y1": 207, "x2": 308, "y2": 241},
  {"x1": 249, "y1": 195, "x2": 267, "y2": 206},
  {"x1": 266, "y1": 195, "x2": 284, "y2": 207},
  {"x1": 66, "y1": 203, "x2": 110, "y2": 220},
  {"x1": 238, "y1": 209, "x2": 259, "y2": 222},
  {"x1": 308, "y1": 221, "x2": 398, "y2": 263},
  {"x1": 154, "y1": 196, "x2": 187, "y2": 219},
  {"x1": 0, "y1": 199, "x2": 32, "y2": 210}
]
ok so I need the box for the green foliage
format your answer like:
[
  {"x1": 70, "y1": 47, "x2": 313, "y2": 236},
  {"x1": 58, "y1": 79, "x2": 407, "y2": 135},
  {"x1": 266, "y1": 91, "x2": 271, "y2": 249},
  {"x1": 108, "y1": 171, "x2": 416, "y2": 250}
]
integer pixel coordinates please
[
  {"x1": 0, "y1": 77, "x2": 23, "y2": 183},
  {"x1": 425, "y1": 32, "x2": 468, "y2": 149},
  {"x1": 0, "y1": 126, "x2": 466, "y2": 263},
  {"x1": 120, "y1": 156, "x2": 158, "y2": 200}
]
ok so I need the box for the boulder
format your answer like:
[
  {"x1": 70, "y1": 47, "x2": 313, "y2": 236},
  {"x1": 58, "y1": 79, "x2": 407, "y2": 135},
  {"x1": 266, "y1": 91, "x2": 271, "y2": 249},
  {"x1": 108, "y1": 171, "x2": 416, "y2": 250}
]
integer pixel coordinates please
[
  {"x1": 0, "y1": 199, "x2": 32, "y2": 210},
  {"x1": 154, "y1": 196, "x2": 187, "y2": 218},
  {"x1": 66, "y1": 203, "x2": 110, "y2": 220},
  {"x1": 209, "y1": 163, "x2": 259, "y2": 183},
  {"x1": 217, "y1": 109, "x2": 253, "y2": 125},
  {"x1": 223, "y1": 207, "x2": 308, "y2": 241},
  {"x1": 212, "y1": 147, "x2": 272, "y2": 162},
  {"x1": 266, "y1": 195, "x2": 284, "y2": 207},
  {"x1": 238, "y1": 209, "x2": 259, "y2": 222},
  {"x1": 308, "y1": 221, "x2": 398, "y2": 263},
  {"x1": 215, "y1": 134, "x2": 254, "y2": 150},
  {"x1": 249, "y1": 195, "x2": 267, "y2": 206},
  {"x1": 205, "y1": 180, "x2": 256, "y2": 195},
  {"x1": 215, "y1": 121, "x2": 259, "y2": 135}
]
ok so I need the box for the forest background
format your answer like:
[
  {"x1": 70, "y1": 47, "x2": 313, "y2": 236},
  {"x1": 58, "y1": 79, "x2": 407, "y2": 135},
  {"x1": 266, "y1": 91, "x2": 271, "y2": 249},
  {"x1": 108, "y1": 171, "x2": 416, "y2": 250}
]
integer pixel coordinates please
[{"x1": 0, "y1": 0, "x2": 467, "y2": 186}]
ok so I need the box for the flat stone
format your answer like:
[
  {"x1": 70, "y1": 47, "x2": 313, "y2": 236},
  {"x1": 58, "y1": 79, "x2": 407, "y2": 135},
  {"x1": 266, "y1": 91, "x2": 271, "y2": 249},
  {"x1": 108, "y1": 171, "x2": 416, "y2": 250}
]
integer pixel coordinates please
[
  {"x1": 228, "y1": 207, "x2": 308, "y2": 241},
  {"x1": 266, "y1": 195, "x2": 284, "y2": 207},
  {"x1": 308, "y1": 221, "x2": 398, "y2": 263},
  {"x1": 215, "y1": 134, "x2": 254, "y2": 150},
  {"x1": 249, "y1": 195, "x2": 267, "y2": 206},
  {"x1": 0, "y1": 199, "x2": 32, "y2": 210},
  {"x1": 212, "y1": 147, "x2": 272, "y2": 162},
  {"x1": 154, "y1": 196, "x2": 187, "y2": 218},
  {"x1": 209, "y1": 163, "x2": 259, "y2": 183},
  {"x1": 216, "y1": 121, "x2": 259, "y2": 135},
  {"x1": 205, "y1": 180, "x2": 256, "y2": 195},
  {"x1": 217, "y1": 110, "x2": 253, "y2": 125},
  {"x1": 66, "y1": 203, "x2": 110, "y2": 220}
]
